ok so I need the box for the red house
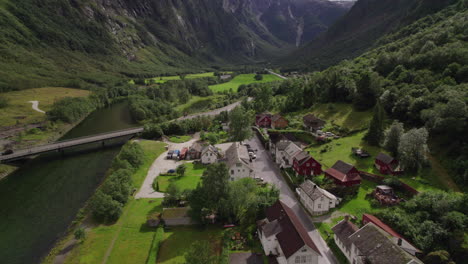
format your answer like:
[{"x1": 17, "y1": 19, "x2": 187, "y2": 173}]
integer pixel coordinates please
[
  {"x1": 324, "y1": 160, "x2": 361, "y2": 186},
  {"x1": 293, "y1": 151, "x2": 322, "y2": 176},
  {"x1": 255, "y1": 113, "x2": 272, "y2": 128},
  {"x1": 375, "y1": 153, "x2": 403, "y2": 175}
]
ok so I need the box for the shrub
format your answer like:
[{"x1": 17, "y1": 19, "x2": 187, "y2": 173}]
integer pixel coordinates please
[
  {"x1": 90, "y1": 190, "x2": 123, "y2": 222},
  {"x1": 74, "y1": 227, "x2": 86, "y2": 241},
  {"x1": 117, "y1": 142, "x2": 144, "y2": 169}
]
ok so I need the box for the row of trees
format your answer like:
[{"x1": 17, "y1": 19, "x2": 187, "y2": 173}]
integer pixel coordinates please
[
  {"x1": 90, "y1": 142, "x2": 144, "y2": 222},
  {"x1": 47, "y1": 97, "x2": 96, "y2": 123}
]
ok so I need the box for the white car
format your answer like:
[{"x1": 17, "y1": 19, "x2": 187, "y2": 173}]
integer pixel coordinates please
[{"x1": 249, "y1": 151, "x2": 256, "y2": 159}]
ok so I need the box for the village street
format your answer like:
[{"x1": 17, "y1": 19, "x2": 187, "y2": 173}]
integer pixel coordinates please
[{"x1": 245, "y1": 135, "x2": 338, "y2": 264}]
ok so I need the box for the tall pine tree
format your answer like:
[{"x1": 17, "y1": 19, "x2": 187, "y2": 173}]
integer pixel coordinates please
[{"x1": 365, "y1": 101, "x2": 385, "y2": 146}]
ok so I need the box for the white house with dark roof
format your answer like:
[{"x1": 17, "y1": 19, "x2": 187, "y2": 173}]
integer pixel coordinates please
[
  {"x1": 297, "y1": 180, "x2": 340, "y2": 215},
  {"x1": 201, "y1": 145, "x2": 219, "y2": 164},
  {"x1": 224, "y1": 142, "x2": 254, "y2": 181},
  {"x1": 258, "y1": 201, "x2": 321, "y2": 264},
  {"x1": 332, "y1": 219, "x2": 423, "y2": 264}
]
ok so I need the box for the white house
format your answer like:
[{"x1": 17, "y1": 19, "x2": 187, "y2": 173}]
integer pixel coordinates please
[
  {"x1": 332, "y1": 219, "x2": 423, "y2": 264},
  {"x1": 297, "y1": 180, "x2": 340, "y2": 215},
  {"x1": 224, "y1": 142, "x2": 254, "y2": 181},
  {"x1": 201, "y1": 145, "x2": 219, "y2": 164},
  {"x1": 258, "y1": 201, "x2": 321, "y2": 264},
  {"x1": 275, "y1": 141, "x2": 302, "y2": 168}
]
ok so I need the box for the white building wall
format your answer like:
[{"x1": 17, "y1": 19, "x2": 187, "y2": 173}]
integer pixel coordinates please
[
  {"x1": 298, "y1": 188, "x2": 334, "y2": 215},
  {"x1": 201, "y1": 151, "x2": 216, "y2": 164},
  {"x1": 259, "y1": 231, "x2": 278, "y2": 256},
  {"x1": 229, "y1": 164, "x2": 252, "y2": 180},
  {"x1": 287, "y1": 246, "x2": 319, "y2": 264}
]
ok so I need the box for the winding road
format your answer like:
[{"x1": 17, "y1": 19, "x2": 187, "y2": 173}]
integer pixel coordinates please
[{"x1": 29, "y1": 101, "x2": 45, "y2": 114}]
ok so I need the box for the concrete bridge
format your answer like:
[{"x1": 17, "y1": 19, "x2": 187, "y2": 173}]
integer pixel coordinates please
[{"x1": 0, "y1": 127, "x2": 143, "y2": 163}]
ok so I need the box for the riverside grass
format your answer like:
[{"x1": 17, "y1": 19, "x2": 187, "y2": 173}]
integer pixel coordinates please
[{"x1": 209, "y1": 74, "x2": 283, "y2": 92}]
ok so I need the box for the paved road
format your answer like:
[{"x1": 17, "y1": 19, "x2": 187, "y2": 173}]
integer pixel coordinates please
[
  {"x1": 245, "y1": 136, "x2": 338, "y2": 264},
  {"x1": 265, "y1": 69, "x2": 287, "y2": 80},
  {"x1": 29, "y1": 100, "x2": 45, "y2": 114},
  {"x1": 135, "y1": 134, "x2": 201, "y2": 199}
]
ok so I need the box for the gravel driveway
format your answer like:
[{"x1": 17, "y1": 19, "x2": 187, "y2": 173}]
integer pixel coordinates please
[{"x1": 245, "y1": 135, "x2": 338, "y2": 264}]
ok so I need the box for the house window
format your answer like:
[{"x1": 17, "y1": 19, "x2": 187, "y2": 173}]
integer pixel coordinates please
[
  {"x1": 301, "y1": 248, "x2": 307, "y2": 252},
  {"x1": 295, "y1": 256, "x2": 301, "y2": 263},
  {"x1": 318, "y1": 204, "x2": 321, "y2": 209},
  {"x1": 307, "y1": 256, "x2": 312, "y2": 262},
  {"x1": 231, "y1": 170, "x2": 234, "y2": 175},
  {"x1": 301, "y1": 256, "x2": 306, "y2": 263},
  {"x1": 306, "y1": 163, "x2": 310, "y2": 167}
]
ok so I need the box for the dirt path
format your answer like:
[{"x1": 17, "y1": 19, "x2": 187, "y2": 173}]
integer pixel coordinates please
[
  {"x1": 135, "y1": 133, "x2": 200, "y2": 199},
  {"x1": 28, "y1": 101, "x2": 45, "y2": 113},
  {"x1": 428, "y1": 154, "x2": 460, "y2": 192}
]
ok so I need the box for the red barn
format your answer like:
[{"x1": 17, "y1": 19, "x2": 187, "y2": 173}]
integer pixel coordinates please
[
  {"x1": 293, "y1": 151, "x2": 322, "y2": 176},
  {"x1": 324, "y1": 160, "x2": 361, "y2": 186},
  {"x1": 255, "y1": 113, "x2": 272, "y2": 128},
  {"x1": 375, "y1": 153, "x2": 403, "y2": 175}
]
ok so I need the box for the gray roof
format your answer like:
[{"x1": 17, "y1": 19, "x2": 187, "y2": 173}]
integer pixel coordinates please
[
  {"x1": 276, "y1": 141, "x2": 291, "y2": 151},
  {"x1": 261, "y1": 219, "x2": 282, "y2": 238},
  {"x1": 189, "y1": 142, "x2": 203, "y2": 152},
  {"x1": 349, "y1": 224, "x2": 422, "y2": 264},
  {"x1": 299, "y1": 180, "x2": 337, "y2": 201},
  {"x1": 225, "y1": 143, "x2": 252, "y2": 169},
  {"x1": 376, "y1": 153, "x2": 395, "y2": 164},
  {"x1": 332, "y1": 220, "x2": 359, "y2": 251},
  {"x1": 331, "y1": 160, "x2": 354, "y2": 174},
  {"x1": 202, "y1": 145, "x2": 218, "y2": 154},
  {"x1": 294, "y1": 151, "x2": 310, "y2": 163}
]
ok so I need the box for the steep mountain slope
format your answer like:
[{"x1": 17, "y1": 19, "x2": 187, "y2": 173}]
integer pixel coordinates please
[
  {"x1": 0, "y1": 0, "x2": 351, "y2": 91},
  {"x1": 284, "y1": 0, "x2": 459, "y2": 70}
]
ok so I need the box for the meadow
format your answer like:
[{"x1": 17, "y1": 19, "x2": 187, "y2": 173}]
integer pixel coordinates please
[
  {"x1": 147, "y1": 72, "x2": 216, "y2": 84},
  {"x1": 209, "y1": 74, "x2": 283, "y2": 92},
  {"x1": 0, "y1": 87, "x2": 90, "y2": 127},
  {"x1": 156, "y1": 163, "x2": 205, "y2": 192}
]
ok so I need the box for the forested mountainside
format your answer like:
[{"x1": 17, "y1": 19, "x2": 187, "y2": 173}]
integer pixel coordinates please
[
  {"x1": 284, "y1": 0, "x2": 459, "y2": 70},
  {"x1": 274, "y1": 0, "x2": 468, "y2": 186},
  {"x1": 0, "y1": 0, "x2": 350, "y2": 91}
]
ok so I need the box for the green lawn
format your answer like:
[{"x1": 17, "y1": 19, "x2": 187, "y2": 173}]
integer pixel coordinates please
[
  {"x1": 339, "y1": 180, "x2": 380, "y2": 219},
  {"x1": 209, "y1": 74, "x2": 283, "y2": 92},
  {"x1": 175, "y1": 95, "x2": 225, "y2": 114},
  {"x1": 61, "y1": 140, "x2": 167, "y2": 264},
  {"x1": 168, "y1": 135, "x2": 192, "y2": 143},
  {"x1": 285, "y1": 103, "x2": 373, "y2": 132},
  {"x1": 147, "y1": 72, "x2": 215, "y2": 84},
  {"x1": 0, "y1": 87, "x2": 90, "y2": 127},
  {"x1": 157, "y1": 163, "x2": 205, "y2": 192},
  {"x1": 306, "y1": 131, "x2": 444, "y2": 192},
  {"x1": 157, "y1": 226, "x2": 223, "y2": 264}
]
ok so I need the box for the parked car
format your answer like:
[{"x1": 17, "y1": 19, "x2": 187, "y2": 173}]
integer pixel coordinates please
[
  {"x1": 325, "y1": 132, "x2": 335, "y2": 137},
  {"x1": 173, "y1": 150, "x2": 180, "y2": 159},
  {"x1": 180, "y1": 147, "x2": 188, "y2": 160},
  {"x1": 249, "y1": 151, "x2": 256, "y2": 159},
  {"x1": 167, "y1": 150, "x2": 174, "y2": 159},
  {"x1": 167, "y1": 169, "x2": 176, "y2": 174},
  {"x1": 254, "y1": 177, "x2": 264, "y2": 182}
]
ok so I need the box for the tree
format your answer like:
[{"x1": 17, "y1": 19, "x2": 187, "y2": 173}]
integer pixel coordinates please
[
  {"x1": 353, "y1": 72, "x2": 381, "y2": 110},
  {"x1": 163, "y1": 182, "x2": 181, "y2": 206},
  {"x1": 74, "y1": 227, "x2": 86, "y2": 241},
  {"x1": 424, "y1": 250, "x2": 452, "y2": 264},
  {"x1": 253, "y1": 85, "x2": 273, "y2": 113},
  {"x1": 90, "y1": 190, "x2": 123, "y2": 222},
  {"x1": 254, "y1": 74, "x2": 263, "y2": 81},
  {"x1": 398, "y1": 128, "x2": 429, "y2": 172},
  {"x1": 364, "y1": 101, "x2": 385, "y2": 146},
  {"x1": 184, "y1": 241, "x2": 217, "y2": 264},
  {"x1": 118, "y1": 142, "x2": 144, "y2": 169},
  {"x1": 228, "y1": 106, "x2": 254, "y2": 141},
  {"x1": 383, "y1": 120, "x2": 404, "y2": 156},
  {"x1": 176, "y1": 164, "x2": 186, "y2": 177}
]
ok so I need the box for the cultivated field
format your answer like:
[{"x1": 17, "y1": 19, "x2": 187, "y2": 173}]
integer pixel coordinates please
[
  {"x1": 0, "y1": 87, "x2": 90, "y2": 127},
  {"x1": 209, "y1": 74, "x2": 283, "y2": 92}
]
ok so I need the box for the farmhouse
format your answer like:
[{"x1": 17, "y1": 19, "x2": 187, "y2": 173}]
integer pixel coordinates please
[
  {"x1": 275, "y1": 141, "x2": 301, "y2": 168},
  {"x1": 332, "y1": 219, "x2": 422, "y2": 264},
  {"x1": 324, "y1": 160, "x2": 361, "y2": 186},
  {"x1": 187, "y1": 142, "x2": 203, "y2": 159},
  {"x1": 271, "y1": 114, "x2": 288, "y2": 129},
  {"x1": 375, "y1": 153, "x2": 403, "y2": 175},
  {"x1": 257, "y1": 201, "x2": 321, "y2": 264},
  {"x1": 256, "y1": 112, "x2": 272, "y2": 127},
  {"x1": 297, "y1": 180, "x2": 340, "y2": 215},
  {"x1": 201, "y1": 145, "x2": 219, "y2": 164},
  {"x1": 293, "y1": 151, "x2": 322, "y2": 176},
  {"x1": 362, "y1": 214, "x2": 421, "y2": 256},
  {"x1": 303, "y1": 114, "x2": 325, "y2": 132},
  {"x1": 225, "y1": 142, "x2": 254, "y2": 181}
]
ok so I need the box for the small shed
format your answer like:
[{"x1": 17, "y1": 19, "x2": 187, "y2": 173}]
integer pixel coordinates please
[{"x1": 375, "y1": 153, "x2": 403, "y2": 175}]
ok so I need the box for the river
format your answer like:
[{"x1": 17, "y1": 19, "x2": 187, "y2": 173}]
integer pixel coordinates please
[{"x1": 0, "y1": 101, "x2": 138, "y2": 264}]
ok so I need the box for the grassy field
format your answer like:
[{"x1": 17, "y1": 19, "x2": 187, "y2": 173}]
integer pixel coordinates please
[
  {"x1": 157, "y1": 163, "x2": 205, "y2": 192},
  {"x1": 209, "y1": 74, "x2": 283, "y2": 92},
  {"x1": 0, "y1": 87, "x2": 90, "y2": 127},
  {"x1": 147, "y1": 72, "x2": 216, "y2": 84},
  {"x1": 157, "y1": 226, "x2": 223, "y2": 264},
  {"x1": 168, "y1": 135, "x2": 191, "y2": 143},
  {"x1": 306, "y1": 131, "x2": 448, "y2": 192},
  {"x1": 60, "y1": 140, "x2": 167, "y2": 264},
  {"x1": 286, "y1": 103, "x2": 373, "y2": 132},
  {"x1": 175, "y1": 95, "x2": 225, "y2": 114}
]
